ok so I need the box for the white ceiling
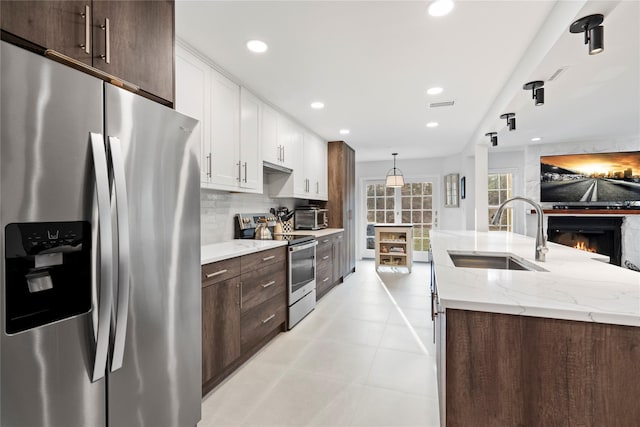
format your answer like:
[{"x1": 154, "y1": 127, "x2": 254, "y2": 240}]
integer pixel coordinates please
[{"x1": 176, "y1": 1, "x2": 640, "y2": 162}]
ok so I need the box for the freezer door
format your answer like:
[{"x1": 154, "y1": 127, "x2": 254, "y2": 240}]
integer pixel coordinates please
[
  {"x1": 104, "y1": 84, "x2": 201, "y2": 427},
  {"x1": 1, "y1": 42, "x2": 107, "y2": 426}
]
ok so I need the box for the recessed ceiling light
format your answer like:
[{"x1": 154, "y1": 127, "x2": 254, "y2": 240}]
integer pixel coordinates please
[
  {"x1": 426, "y1": 122, "x2": 439, "y2": 128},
  {"x1": 246, "y1": 40, "x2": 268, "y2": 53},
  {"x1": 531, "y1": 137, "x2": 543, "y2": 142},
  {"x1": 310, "y1": 102, "x2": 325, "y2": 109},
  {"x1": 339, "y1": 129, "x2": 350, "y2": 135},
  {"x1": 428, "y1": 0, "x2": 454, "y2": 17},
  {"x1": 427, "y1": 87, "x2": 443, "y2": 95}
]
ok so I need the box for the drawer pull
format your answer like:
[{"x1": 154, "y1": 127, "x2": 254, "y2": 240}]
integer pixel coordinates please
[
  {"x1": 262, "y1": 255, "x2": 275, "y2": 261},
  {"x1": 206, "y1": 269, "x2": 227, "y2": 278},
  {"x1": 322, "y1": 255, "x2": 329, "y2": 260},
  {"x1": 262, "y1": 314, "x2": 276, "y2": 324},
  {"x1": 261, "y1": 280, "x2": 276, "y2": 288},
  {"x1": 322, "y1": 277, "x2": 329, "y2": 282},
  {"x1": 322, "y1": 239, "x2": 329, "y2": 243}
]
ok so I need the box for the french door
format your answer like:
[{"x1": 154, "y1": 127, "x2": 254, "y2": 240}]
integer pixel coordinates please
[{"x1": 363, "y1": 179, "x2": 438, "y2": 262}]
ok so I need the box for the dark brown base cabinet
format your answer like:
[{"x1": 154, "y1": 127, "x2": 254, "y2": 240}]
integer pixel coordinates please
[
  {"x1": 327, "y1": 141, "x2": 356, "y2": 278},
  {"x1": 201, "y1": 247, "x2": 287, "y2": 395},
  {"x1": 315, "y1": 231, "x2": 343, "y2": 300},
  {"x1": 1, "y1": 0, "x2": 174, "y2": 105},
  {"x1": 437, "y1": 308, "x2": 640, "y2": 426}
]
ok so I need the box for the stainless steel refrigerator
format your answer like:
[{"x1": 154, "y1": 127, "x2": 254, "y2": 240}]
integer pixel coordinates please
[{"x1": 0, "y1": 41, "x2": 201, "y2": 426}]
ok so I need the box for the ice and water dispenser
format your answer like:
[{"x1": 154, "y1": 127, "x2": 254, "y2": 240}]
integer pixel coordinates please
[{"x1": 4, "y1": 221, "x2": 92, "y2": 334}]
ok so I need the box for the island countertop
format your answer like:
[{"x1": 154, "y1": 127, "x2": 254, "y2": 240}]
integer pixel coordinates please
[{"x1": 430, "y1": 230, "x2": 640, "y2": 327}]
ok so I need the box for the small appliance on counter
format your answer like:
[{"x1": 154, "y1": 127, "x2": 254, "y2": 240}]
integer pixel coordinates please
[
  {"x1": 294, "y1": 206, "x2": 328, "y2": 230},
  {"x1": 235, "y1": 212, "x2": 318, "y2": 328}
]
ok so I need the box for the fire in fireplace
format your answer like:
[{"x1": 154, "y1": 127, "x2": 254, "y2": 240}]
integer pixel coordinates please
[{"x1": 547, "y1": 216, "x2": 622, "y2": 265}]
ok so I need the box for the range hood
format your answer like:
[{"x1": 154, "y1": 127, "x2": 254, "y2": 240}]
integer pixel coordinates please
[{"x1": 263, "y1": 161, "x2": 292, "y2": 174}]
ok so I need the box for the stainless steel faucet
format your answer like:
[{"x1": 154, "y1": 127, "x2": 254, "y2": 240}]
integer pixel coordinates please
[{"x1": 491, "y1": 196, "x2": 549, "y2": 262}]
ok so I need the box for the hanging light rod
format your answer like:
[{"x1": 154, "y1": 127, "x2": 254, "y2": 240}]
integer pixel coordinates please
[
  {"x1": 523, "y1": 80, "x2": 545, "y2": 106},
  {"x1": 485, "y1": 132, "x2": 498, "y2": 147},
  {"x1": 569, "y1": 14, "x2": 604, "y2": 55},
  {"x1": 385, "y1": 153, "x2": 405, "y2": 188},
  {"x1": 500, "y1": 113, "x2": 516, "y2": 131}
]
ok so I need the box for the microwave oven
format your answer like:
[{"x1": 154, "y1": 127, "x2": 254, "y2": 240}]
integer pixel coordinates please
[{"x1": 294, "y1": 208, "x2": 328, "y2": 230}]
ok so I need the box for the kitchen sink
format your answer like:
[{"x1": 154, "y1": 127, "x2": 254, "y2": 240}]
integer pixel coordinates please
[{"x1": 447, "y1": 251, "x2": 548, "y2": 272}]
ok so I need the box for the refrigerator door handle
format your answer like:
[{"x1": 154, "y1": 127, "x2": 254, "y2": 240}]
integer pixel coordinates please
[
  {"x1": 108, "y1": 136, "x2": 131, "y2": 372},
  {"x1": 89, "y1": 132, "x2": 114, "y2": 382}
]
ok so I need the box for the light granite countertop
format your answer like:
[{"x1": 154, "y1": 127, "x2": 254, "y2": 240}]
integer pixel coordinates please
[
  {"x1": 430, "y1": 230, "x2": 640, "y2": 327},
  {"x1": 201, "y1": 240, "x2": 287, "y2": 265},
  {"x1": 276, "y1": 228, "x2": 344, "y2": 238}
]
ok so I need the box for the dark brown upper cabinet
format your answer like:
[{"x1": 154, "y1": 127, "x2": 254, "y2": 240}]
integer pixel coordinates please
[{"x1": 1, "y1": 0, "x2": 174, "y2": 105}]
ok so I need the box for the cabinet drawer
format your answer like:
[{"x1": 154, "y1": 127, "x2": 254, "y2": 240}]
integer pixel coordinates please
[
  {"x1": 317, "y1": 236, "x2": 333, "y2": 251},
  {"x1": 241, "y1": 246, "x2": 286, "y2": 272},
  {"x1": 317, "y1": 243, "x2": 332, "y2": 264},
  {"x1": 241, "y1": 261, "x2": 286, "y2": 313},
  {"x1": 241, "y1": 293, "x2": 286, "y2": 351},
  {"x1": 316, "y1": 265, "x2": 332, "y2": 294},
  {"x1": 202, "y1": 257, "x2": 241, "y2": 287}
]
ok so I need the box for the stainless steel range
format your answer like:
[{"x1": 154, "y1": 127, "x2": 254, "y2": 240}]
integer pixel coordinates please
[{"x1": 235, "y1": 213, "x2": 317, "y2": 328}]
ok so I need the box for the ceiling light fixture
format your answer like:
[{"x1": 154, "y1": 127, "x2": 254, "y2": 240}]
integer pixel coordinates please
[
  {"x1": 500, "y1": 113, "x2": 516, "y2": 131},
  {"x1": 523, "y1": 81, "x2": 545, "y2": 106},
  {"x1": 569, "y1": 14, "x2": 604, "y2": 55},
  {"x1": 310, "y1": 102, "x2": 325, "y2": 109},
  {"x1": 385, "y1": 153, "x2": 405, "y2": 188},
  {"x1": 246, "y1": 40, "x2": 268, "y2": 53},
  {"x1": 485, "y1": 132, "x2": 498, "y2": 147},
  {"x1": 426, "y1": 122, "x2": 439, "y2": 128},
  {"x1": 428, "y1": 0, "x2": 454, "y2": 17},
  {"x1": 427, "y1": 87, "x2": 443, "y2": 95},
  {"x1": 339, "y1": 129, "x2": 350, "y2": 135},
  {"x1": 531, "y1": 137, "x2": 542, "y2": 142}
]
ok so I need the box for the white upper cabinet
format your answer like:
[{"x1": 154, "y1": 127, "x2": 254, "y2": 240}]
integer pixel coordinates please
[
  {"x1": 176, "y1": 43, "x2": 263, "y2": 193},
  {"x1": 175, "y1": 46, "x2": 211, "y2": 184},
  {"x1": 239, "y1": 88, "x2": 262, "y2": 192},
  {"x1": 209, "y1": 69, "x2": 241, "y2": 190},
  {"x1": 305, "y1": 132, "x2": 328, "y2": 200},
  {"x1": 261, "y1": 103, "x2": 280, "y2": 166},
  {"x1": 276, "y1": 114, "x2": 296, "y2": 170}
]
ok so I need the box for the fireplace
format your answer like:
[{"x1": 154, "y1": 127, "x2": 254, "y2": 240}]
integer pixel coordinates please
[{"x1": 547, "y1": 217, "x2": 622, "y2": 265}]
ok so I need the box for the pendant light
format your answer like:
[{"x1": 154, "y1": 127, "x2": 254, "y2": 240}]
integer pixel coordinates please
[{"x1": 385, "y1": 153, "x2": 405, "y2": 187}]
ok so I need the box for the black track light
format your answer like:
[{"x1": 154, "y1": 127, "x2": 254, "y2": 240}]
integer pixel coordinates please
[
  {"x1": 485, "y1": 132, "x2": 498, "y2": 147},
  {"x1": 569, "y1": 14, "x2": 604, "y2": 55},
  {"x1": 523, "y1": 81, "x2": 545, "y2": 106},
  {"x1": 500, "y1": 113, "x2": 516, "y2": 131}
]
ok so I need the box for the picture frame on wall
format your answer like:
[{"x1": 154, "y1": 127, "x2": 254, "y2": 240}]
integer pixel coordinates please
[
  {"x1": 444, "y1": 173, "x2": 459, "y2": 207},
  {"x1": 460, "y1": 176, "x2": 466, "y2": 199}
]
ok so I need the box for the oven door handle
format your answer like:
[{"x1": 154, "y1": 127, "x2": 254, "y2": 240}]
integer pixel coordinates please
[{"x1": 289, "y1": 240, "x2": 318, "y2": 252}]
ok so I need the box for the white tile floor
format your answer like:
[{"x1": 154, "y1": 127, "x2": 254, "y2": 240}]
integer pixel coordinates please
[{"x1": 199, "y1": 260, "x2": 440, "y2": 427}]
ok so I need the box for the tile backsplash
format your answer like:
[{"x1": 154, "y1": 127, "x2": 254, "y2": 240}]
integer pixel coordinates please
[{"x1": 201, "y1": 189, "x2": 295, "y2": 245}]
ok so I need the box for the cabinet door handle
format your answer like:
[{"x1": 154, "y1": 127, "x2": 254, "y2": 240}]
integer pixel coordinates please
[
  {"x1": 80, "y1": 5, "x2": 91, "y2": 54},
  {"x1": 239, "y1": 283, "x2": 242, "y2": 308},
  {"x1": 322, "y1": 255, "x2": 329, "y2": 260},
  {"x1": 100, "y1": 18, "x2": 110, "y2": 64},
  {"x1": 206, "y1": 153, "x2": 212, "y2": 178},
  {"x1": 282, "y1": 146, "x2": 285, "y2": 163},
  {"x1": 261, "y1": 280, "x2": 276, "y2": 289},
  {"x1": 262, "y1": 255, "x2": 275, "y2": 261},
  {"x1": 206, "y1": 269, "x2": 227, "y2": 278},
  {"x1": 243, "y1": 162, "x2": 248, "y2": 183},
  {"x1": 316, "y1": 181, "x2": 319, "y2": 194},
  {"x1": 237, "y1": 162, "x2": 241, "y2": 181},
  {"x1": 262, "y1": 314, "x2": 276, "y2": 324},
  {"x1": 322, "y1": 277, "x2": 329, "y2": 282}
]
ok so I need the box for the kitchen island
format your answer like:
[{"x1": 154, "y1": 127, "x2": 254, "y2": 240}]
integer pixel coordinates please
[{"x1": 430, "y1": 230, "x2": 640, "y2": 426}]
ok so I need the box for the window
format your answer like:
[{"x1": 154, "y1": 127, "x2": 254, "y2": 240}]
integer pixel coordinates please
[
  {"x1": 365, "y1": 181, "x2": 434, "y2": 256},
  {"x1": 488, "y1": 173, "x2": 513, "y2": 231}
]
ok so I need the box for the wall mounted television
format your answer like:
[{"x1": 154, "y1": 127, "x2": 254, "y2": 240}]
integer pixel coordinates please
[{"x1": 540, "y1": 151, "x2": 640, "y2": 204}]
